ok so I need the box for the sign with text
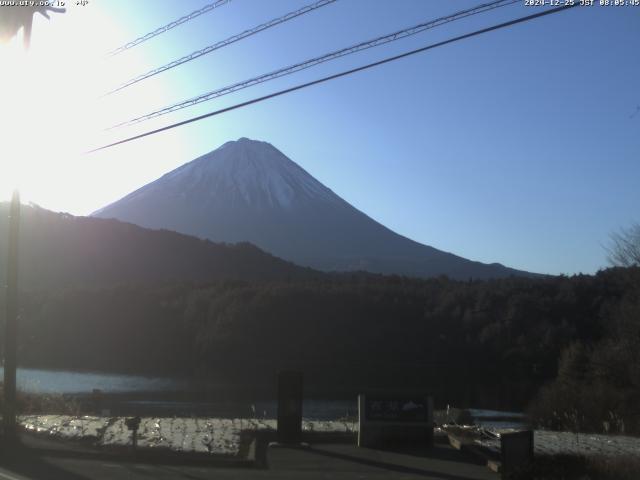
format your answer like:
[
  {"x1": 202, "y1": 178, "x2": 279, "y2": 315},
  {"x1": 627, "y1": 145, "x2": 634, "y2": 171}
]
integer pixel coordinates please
[
  {"x1": 358, "y1": 393, "x2": 433, "y2": 448},
  {"x1": 365, "y1": 397, "x2": 430, "y2": 422}
]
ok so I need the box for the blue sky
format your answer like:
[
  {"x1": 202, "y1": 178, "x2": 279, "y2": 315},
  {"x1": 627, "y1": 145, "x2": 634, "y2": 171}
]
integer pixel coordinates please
[{"x1": 6, "y1": 0, "x2": 639, "y2": 276}]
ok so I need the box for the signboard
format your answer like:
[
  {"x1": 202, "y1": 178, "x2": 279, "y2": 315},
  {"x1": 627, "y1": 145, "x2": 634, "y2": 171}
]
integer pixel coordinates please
[
  {"x1": 365, "y1": 397, "x2": 430, "y2": 422},
  {"x1": 358, "y1": 393, "x2": 433, "y2": 448}
]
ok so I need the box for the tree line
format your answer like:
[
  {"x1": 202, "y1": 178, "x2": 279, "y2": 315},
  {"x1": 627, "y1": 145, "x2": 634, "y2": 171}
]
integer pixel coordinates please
[{"x1": 3, "y1": 266, "x2": 638, "y2": 432}]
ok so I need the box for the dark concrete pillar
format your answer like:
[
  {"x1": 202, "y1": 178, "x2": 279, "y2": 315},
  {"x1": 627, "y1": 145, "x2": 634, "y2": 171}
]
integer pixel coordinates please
[
  {"x1": 501, "y1": 430, "x2": 534, "y2": 479},
  {"x1": 277, "y1": 371, "x2": 303, "y2": 444}
]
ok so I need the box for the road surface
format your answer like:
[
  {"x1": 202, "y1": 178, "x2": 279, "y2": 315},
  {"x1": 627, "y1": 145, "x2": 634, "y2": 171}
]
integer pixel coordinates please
[{"x1": 0, "y1": 436, "x2": 495, "y2": 479}]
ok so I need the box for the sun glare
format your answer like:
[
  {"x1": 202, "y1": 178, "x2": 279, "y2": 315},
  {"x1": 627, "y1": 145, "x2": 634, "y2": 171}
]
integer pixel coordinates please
[
  {"x1": 0, "y1": 9, "x2": 99, "y2": 204},
  {"x1": 0, "y1": 37, "x2": 28, "y2": 201},
  {"x1": 0, "y1": 5, "x2": 176, "y2": 212}
]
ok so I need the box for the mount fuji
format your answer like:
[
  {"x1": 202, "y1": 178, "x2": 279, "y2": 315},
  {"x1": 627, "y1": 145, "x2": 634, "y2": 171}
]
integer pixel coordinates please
[{"x1": 93, "y1": 137, "x2": 533, "y2": 279}]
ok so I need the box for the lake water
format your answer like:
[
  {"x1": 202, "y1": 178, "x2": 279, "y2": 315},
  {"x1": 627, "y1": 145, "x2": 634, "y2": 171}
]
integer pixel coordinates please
[
  {"x1": 0, "y1": 368, "x2": 358, "y2": 418},
  {"x1": 2, "y1": 368, "x2": 526, "y2": 425},
  {"x1": 467, "y1": 408, "x2": 528, "y2": 429},
  {"x1": 0, "y1": 367, "x2": 184, "y2": 394}
]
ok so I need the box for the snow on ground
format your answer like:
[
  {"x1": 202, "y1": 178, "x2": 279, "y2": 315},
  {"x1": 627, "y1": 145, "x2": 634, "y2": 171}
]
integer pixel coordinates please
[
  {"x1": 20, "y1": 415, "x2": 639, "y2": 459},
  {"x1": 99, "y1": 417, "x2": 245, "y2": 455},
  {"x1": 21, "y1": 415, "x2": 109, "y2": 440},
  {"x1": 475, "y1": 428, "x2": 640, "y2": 458},
  {"x1": 18, "y1": 416, "x2": 356, "y2": 456}
]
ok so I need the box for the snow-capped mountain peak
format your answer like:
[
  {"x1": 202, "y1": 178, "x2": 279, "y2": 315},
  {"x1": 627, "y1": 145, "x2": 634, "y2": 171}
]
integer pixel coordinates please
[
  {"x1": 155, "y1": 137, "x2": 338, "y2": 210},
  {"x1": 93, "y1": 137, "x2": 534, "y2": 280}
]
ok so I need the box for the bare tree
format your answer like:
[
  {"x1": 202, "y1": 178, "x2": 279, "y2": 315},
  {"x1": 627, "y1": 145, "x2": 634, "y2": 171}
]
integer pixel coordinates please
[{"x1": 607, "y1": 223, "x2": 640, "y2": 267}]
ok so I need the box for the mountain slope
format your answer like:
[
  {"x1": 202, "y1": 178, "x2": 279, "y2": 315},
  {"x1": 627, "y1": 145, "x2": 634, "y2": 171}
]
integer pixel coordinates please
[
  {"x1": 93, "y1": 137, "x2": 535, "y2": 280},
  {"x1": 0, "y1": 203, "x2": 315, "y2": 291}
]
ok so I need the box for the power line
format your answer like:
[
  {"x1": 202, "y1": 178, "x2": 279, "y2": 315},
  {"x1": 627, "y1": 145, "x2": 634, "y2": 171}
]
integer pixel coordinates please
[
  {"x1": 106, "y1": 0, "x2": 232, "y2": 57},
  {"x1": 107, "y1": 0, "x2": 338, "y2": 95},
  {"x1": 109, "y1": 0, "x2": 519, "y2": 129},
  {"x1": 88, "y1": 3, "x2": 579, "y2": 154}
]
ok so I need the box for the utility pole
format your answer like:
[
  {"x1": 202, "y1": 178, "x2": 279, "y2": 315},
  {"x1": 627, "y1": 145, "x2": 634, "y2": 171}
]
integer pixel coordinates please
[
  {"x1": 1, "y1": 5, "x2": 65, "y2": 441},
  {"x1": 3, "y1": 192, "x2": 20, "y2": 438}
]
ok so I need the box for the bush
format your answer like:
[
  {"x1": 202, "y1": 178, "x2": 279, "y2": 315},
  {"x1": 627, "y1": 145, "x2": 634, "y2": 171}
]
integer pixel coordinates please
[
  {"x1": 527, "y1": 379, "x2": 630, "y2": 434},
  {"x1": 528, "y1": 286, "x2": 640, "y2": 435}
]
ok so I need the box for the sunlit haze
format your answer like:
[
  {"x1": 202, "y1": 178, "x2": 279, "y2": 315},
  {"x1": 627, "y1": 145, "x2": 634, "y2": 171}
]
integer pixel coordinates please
[{"x1": 0, "y1": 2, "x2": 183, "y2": 212}]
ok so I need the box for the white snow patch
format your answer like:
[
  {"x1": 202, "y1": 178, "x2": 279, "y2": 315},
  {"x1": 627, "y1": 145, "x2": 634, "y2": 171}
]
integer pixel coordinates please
[
  {"x1": 18, "y1": 415, "x2": 356, "y2": 456},
  {"x1": 474, "y1": 428, "x2": 640, "y2": 458},
  {"x1": 115, "y1": 137, "x2": 341, "y2": 211},
  {"x1": 21, "y1": 415, "x2": 109, "y2": 440},
  {"x1": 24, "y1": 414, "x2": 638, "y2": 459}
]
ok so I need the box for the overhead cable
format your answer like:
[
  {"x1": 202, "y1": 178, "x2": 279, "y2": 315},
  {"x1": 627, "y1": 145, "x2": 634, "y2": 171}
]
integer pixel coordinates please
[
  {"x1": 107, "y1": 0, "x2": 338, "y2": 94},
  {"x1": 89, "y1": 3, "x2": 579, "y2": 154},
  {"x1": 109, "y1": 0, "x2": 520, "y2": 129},
  {"x1": 106, "y1": 0, "x2": 233, "y2": 56}
]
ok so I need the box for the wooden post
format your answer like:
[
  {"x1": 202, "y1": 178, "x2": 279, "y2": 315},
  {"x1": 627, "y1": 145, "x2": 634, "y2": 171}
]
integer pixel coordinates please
[
  {"x1": 125, "y1": 417, "x2": 141, "y2": 451},
  {"x1": 3, "y1": 191, "x2": 20, "y2": 439}
]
